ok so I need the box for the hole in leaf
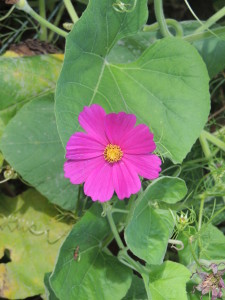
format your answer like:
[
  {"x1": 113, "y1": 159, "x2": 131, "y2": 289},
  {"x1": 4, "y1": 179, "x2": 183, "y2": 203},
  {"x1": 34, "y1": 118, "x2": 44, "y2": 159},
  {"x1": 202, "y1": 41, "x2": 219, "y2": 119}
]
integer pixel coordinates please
[{"x1": 0, "y1": 248, "x2": 11, "y2": 264}]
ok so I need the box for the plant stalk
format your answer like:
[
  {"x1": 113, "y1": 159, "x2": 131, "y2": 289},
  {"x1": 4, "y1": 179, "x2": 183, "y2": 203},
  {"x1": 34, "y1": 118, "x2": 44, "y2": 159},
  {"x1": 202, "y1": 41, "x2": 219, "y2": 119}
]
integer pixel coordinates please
[
  {"x1": 63, "y1": 0, "x2": 79, "y2": 23},
  {"x1": 39, "y1": 0, "x2": 47, "y2": 40},
  {"x1": 154, "y1": 0, "x2": 172, "y2": 38},
  {"x1": 15, "y1": 0, "x2": 67, "y2": 38},
  {"x1": 194, "y1": 7, "x2": 225, "y2": 34},
  {"x1": 202, "y1": 130, "x2": 225, "y2": 152},
  {"x1": 103, "y1": 203, "x2": 124, "y2": 250},
  {"x1": 144, "y1": 18, "x2": 183, "y2": 37}
]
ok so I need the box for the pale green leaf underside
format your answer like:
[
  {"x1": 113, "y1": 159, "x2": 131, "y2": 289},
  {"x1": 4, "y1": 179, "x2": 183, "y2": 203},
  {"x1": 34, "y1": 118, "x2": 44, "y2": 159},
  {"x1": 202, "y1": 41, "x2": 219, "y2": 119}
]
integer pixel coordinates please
[
  {"x1": 0, "y1": 55, "x2": 62, "y2": 140},
  {"x1": 0, "y1": 55, "x2": 62, "y2": 111},
  {"x1": 55, "y1": 0, "x2": 210, "y2": 163}
]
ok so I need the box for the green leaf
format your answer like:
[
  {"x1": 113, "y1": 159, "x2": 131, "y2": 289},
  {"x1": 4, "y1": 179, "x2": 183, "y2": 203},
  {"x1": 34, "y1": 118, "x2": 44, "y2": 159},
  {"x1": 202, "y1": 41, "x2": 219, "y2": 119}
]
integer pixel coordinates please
[
  {"x1": 55, "y1": 0, "x2": 210, "y2": 163},
  {"x1": 147, "y1": 261, "x2": 191, "y2": 300},
  {"x1": 0, "y1": 55, "x2": 62, "y2": 140},
  {"x1": 109, "y1": 22, "x2": 225, "y2": 78},
  {"x1": 122, "y1": 275, "x2": 147, "y2": 300},
  {"x1": 125, "y1": 206, "x2": 173, "y2": 265},
  {"x1": 124, "y1": 177, "x2": 186, "y2": 264},
  {"x1": 50, "y1": 203, "x2": 132, "y2": 300},
  {"x1": 0, "y1": 94, "x2": 77, "y2": 210},
  {"x1": 182, "y1": 21, "x2": 225, "y2": 78},
  {"x1": 179, "y1": 224, "x2": 225, "y2": 266},
  {"x1": 44, "y1": 273, "x2": 59, "y2": 300},
  {"x1": 144, "y1": 176, "x2": 187, "y2": 204},
  {"x1": 0, "y1": 189, "x2": 71, "y2": 299}
]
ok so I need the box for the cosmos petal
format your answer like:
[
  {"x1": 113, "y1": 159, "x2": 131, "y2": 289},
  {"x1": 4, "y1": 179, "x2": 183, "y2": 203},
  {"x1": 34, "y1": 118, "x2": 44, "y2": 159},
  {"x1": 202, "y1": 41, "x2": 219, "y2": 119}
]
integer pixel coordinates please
[
  {"x1": 121, "y1": 124, "x2": 156, "y2": 154},
  {"x1": 78, "y1": 104, "x2": 108, "y2": 145},
  {"x1": 105, "y1": 112, "x2": 136, "y2": 144},
  {"x1": 65, "y1": 132, "x2": 104, "y2": 160},
  {"x1": 124, "y1": 154, "x2": 161, "y2": 180},
  {"x1": 112, "y1": 160, "x2": 141, "y2": 200},
  {"x1": 84, "y1": 159, "x2": 114, "y2": 202},
  {"x1": 64, "y1": 156, "x2": 103, "y2": 184}
]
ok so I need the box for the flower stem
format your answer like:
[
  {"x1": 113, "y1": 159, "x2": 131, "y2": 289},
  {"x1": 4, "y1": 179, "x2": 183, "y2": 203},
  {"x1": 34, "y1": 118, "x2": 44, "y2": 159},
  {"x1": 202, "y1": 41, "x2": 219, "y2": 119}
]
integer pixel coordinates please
[
  {"x1": 39, "y1": 0, "x2": 47, "y2": 40},
  {"x1": 194, "y1": 6, "x2": 225, "y2": 34},
  {"x1": 154, "y1": 0, "x2": 172, "y2": 38},
  {"x1": 15, "y1": 0, "x2": 68, "y2": 38},
  {"x1": 63, "y1": 0, "x2": 79, "y2": 23},
  {"x1": 103, "y1": 203, "x2": 124, "y2": 250}
]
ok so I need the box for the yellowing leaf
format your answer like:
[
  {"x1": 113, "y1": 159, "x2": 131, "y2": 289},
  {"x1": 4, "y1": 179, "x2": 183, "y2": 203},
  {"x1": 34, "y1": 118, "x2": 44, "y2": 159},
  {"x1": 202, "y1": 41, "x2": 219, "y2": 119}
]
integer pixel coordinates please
[{"x1": 0, "y1": 189, "x2": 73, "y2": 299}]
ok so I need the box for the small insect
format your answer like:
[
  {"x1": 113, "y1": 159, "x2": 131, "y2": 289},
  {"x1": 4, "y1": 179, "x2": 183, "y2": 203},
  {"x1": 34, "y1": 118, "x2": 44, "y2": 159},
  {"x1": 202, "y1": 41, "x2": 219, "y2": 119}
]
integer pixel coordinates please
[{"x1": 73, "y1": 246, "x2": 80, "y2": 262}]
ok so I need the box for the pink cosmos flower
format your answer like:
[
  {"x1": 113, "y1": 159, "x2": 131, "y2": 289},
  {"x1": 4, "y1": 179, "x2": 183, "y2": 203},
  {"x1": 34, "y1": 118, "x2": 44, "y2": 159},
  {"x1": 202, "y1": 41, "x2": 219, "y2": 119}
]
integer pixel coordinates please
[{"x1": 64, "y1": 104, "x2": 161, "y2": 202}]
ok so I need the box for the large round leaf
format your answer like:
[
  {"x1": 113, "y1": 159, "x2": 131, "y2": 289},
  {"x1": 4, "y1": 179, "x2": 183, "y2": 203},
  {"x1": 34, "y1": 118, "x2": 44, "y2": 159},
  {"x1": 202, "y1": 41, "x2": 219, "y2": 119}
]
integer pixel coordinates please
[
  {"x1": 55, "y1": 0, "x2": 210, "y2": 163},
  {"x1": 1, "y1": 94, "x2": 77, "y2": 210}
]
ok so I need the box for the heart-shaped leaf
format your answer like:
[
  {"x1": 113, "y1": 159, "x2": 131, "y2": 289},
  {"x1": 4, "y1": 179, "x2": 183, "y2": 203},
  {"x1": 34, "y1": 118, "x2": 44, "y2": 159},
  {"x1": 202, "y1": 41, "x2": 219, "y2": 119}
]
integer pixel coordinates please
[
  {"x1": 1, "y1": 94, "x2": 77, "y2": 210},
  {"x1": 125, "y1": 177, "x2": 187, "y2": 264},
  {"x1": 50, "y1": 203, "x2": 132, "y2": 300},
  {"x1": 147, "y1": 261, "x2": 191, "y2": 300},
  {"x1": 55, "y1": 0, "x2": 210, "y2": 163}
]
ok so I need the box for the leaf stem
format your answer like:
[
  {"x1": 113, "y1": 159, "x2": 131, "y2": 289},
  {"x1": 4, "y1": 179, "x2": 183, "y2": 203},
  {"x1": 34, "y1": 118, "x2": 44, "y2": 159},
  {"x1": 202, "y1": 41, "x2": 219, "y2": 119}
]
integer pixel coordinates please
[
  {"x1": 206, "y1": 206, "x2": 225, "y2": 226},
  {"x1": 0, "y1": 4, "x2": 15, "y2": 21},
  {"x1": 15, "y1": 0, "x2": 68, "y2": 38},
  {"x1": 184, "y1": 26, "x2": 225, "y2": 43},
  {"x1": 112, "y1": 208, "x2": 129, "y2": 214},
  {"x1": 118, "y1": 249, "x2": 148, "y2": 274},
  {"x1": 0, "y1": 178, "x2": 12, "y2": 184},
  {"x1": 143, "y1": 18, "x2": 183, "y2": 37},
  {"x1": 187, "y1": 235, "x2": 208, "y2": 272},
  {"x1": 201, "y1": 130, "x2": 225, "y2": 152},
  {"x1": 198, "y1": 195, "x2": 205, "y2": 231},
  {"x1": 47, "y1": 1, "x2": 65, "y2": 42},
  {"x1": 194, "y1": 7, "x2": 225, "y2": 34},
  {"x1": 168, "y1": 239, "x2": 184, "y2": 250},
  {"x1": 199, "y1": 132, "x2": 211, "y2": 159},
  {"x1": 63, "y1": 0, "x2": 79, "y2": 23},
  {"x1": 39, "y1": 0, "x2": 47, "y2": 40},
  {"x1": 154, "y1": 0, "x2": 172, "y2": 38}
]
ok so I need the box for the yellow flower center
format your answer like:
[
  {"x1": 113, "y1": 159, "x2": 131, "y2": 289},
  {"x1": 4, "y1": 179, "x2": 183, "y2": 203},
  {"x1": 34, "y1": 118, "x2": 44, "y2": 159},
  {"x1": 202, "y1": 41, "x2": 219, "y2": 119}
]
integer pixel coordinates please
[{"x1": 104, "y1": 144, "x2": 123, "y2": 163}]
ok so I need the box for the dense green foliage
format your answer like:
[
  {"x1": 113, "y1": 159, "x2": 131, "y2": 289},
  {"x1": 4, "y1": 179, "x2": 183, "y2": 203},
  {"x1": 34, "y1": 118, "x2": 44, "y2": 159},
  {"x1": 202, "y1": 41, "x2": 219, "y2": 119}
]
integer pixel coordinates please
[{"x1": 0, "y1": 0, "x2": 225, "y2": 299}]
